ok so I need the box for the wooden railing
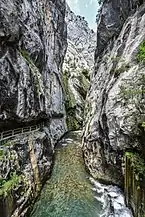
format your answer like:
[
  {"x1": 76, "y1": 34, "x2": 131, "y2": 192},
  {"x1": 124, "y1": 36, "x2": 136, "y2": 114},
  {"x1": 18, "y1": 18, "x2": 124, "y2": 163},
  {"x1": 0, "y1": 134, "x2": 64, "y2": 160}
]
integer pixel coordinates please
[{"x1": 0, "y1": 122, "x2": 44, "y2": 144}]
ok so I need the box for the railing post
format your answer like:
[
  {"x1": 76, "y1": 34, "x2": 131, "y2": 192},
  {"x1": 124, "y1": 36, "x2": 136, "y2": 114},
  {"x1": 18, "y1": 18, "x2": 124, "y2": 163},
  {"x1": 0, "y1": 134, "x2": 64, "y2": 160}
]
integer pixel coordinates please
[{"x1": 0, "y1": 121, "x2": 46, "y2": 144}]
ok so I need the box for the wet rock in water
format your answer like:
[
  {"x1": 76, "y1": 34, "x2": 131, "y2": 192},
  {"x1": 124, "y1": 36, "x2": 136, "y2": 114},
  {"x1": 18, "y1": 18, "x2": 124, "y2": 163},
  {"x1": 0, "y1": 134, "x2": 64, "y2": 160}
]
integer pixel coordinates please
[{"x1": 90, "y1": 178, "x2": 133, "y2": 217}]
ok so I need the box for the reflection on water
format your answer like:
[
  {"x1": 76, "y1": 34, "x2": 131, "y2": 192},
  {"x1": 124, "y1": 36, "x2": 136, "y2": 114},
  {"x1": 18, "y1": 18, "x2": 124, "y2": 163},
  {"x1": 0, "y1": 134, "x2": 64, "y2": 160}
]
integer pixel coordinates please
[{"x1": 30, "y1": 132, "x2": 133, "y2": 217}]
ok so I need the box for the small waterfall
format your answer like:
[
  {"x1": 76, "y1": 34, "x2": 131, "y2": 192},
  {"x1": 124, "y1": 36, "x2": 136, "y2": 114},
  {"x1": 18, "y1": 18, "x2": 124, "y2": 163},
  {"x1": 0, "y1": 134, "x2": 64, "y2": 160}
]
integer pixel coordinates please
[{"x1": 90, "y1": 178, "x2": 133, "y2": 217}]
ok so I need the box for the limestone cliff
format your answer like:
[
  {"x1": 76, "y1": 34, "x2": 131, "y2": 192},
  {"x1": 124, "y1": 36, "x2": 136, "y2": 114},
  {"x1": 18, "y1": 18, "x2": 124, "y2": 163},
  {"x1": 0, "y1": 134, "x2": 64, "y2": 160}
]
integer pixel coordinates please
[
  {"x1": 83, "y1": 0, "x2": 145, "y2": 216},
  {"x1": 65, "y1": 4, "x2": 96, "y2": 71},
  {"x1": 0, "y1": 0, "x2": 67, "y2": 138},
  {"x1": 0, "y1": 0, "x2": 67, "y2": 216},
  {"x1": 62, "y1": 4, "x2": 95, "y2": 130}
]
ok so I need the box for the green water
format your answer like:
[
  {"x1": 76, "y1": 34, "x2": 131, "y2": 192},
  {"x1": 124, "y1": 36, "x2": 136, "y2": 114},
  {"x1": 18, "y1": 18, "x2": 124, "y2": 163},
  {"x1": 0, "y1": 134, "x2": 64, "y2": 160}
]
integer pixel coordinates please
[{"x1": 31, "y1": 132, "x2": 101, "y2": 217}]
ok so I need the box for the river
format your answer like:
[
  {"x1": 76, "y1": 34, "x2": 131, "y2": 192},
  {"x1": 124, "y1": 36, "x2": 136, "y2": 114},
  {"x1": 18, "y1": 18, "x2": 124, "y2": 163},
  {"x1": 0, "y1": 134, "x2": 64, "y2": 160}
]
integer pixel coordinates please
[{"x1": 30, "y1": 131, "x2": 133, "y2": 217}]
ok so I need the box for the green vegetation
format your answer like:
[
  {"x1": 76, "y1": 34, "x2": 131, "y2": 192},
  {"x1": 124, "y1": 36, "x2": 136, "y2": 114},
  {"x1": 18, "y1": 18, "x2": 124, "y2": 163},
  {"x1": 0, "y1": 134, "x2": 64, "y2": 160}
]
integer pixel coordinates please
[
  {"x1": 0, "y1": 149, "x2": 5, "y2": 161},
  {"x1": 120, "y1": 86, "x2": 145, "y2": 99},
  {"x1": 0, "y1": 172, "x2": 21, "y2": 197},
  {"x1": 66, "y1": 108, "x2": 81, "y2": 130},
  {"x1": 3, "y1": 140, "x2": 15, "y2": 147},
  {"x1": 125, "y1": 152, "x2": 145, "y2": 181},
  {"x1": 109, "y1": 56, "x2": 130, "y2": 76},
  {"x1": 111, "y1": 56, "x2": 121, "y2": 64},
  {"x1": 63, "y1": 70, "x2": 76, "y2": 110},
  {"x1": 21, "y1": 49, "x2": 33, "y2": 65},
  {"x1": 63, "y1": 70, "x2": 79, "y2": 130},
  {"x1": 114, "y1": 63, "x2": 130, "y2": 76},
  {"x1": 76, "y1": 73, "x2": 89, "y2": 99},
  {"x1": 0, "y1": 142, "x2": 16, "y2": 161},
  {"x1": 63, "y1": 67, "x2": 89, "y2": 131},
  {"x1": 137, "y1": 40, "x2": 145, "y2": 63},
  {"x1": 141, "y1": 122, "x2": 145, "y2": 128},
  {"x1": 125, "y1": 152, "x2": 145, "y2": 216},
  {"x1": 81, "y1": 68, "x2": 90, "y2": 80},
  {"x1": 119, "y1": 73, "x2": 145, "y2": 105},
  {"x1": 118, "y1": 74, "x2": 145, "y2": 136}
]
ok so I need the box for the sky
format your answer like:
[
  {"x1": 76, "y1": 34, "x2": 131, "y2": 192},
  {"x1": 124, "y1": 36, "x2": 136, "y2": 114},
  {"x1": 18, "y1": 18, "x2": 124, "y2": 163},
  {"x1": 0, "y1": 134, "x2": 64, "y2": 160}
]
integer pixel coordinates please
[{"x1": 66, "y1": 0, "x2": 100, "y2": 31}]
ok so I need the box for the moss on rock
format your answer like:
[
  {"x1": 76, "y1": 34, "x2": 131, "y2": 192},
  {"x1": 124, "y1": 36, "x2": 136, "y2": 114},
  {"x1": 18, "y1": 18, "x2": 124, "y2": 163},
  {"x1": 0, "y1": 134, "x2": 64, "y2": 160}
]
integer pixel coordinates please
[
  {"x1": 125, "y1": 152, "x2": 145, "y2": 217},
  {"x1": 20, "y1": 49, "x2": 44, "y2": 96},
  {"x1": 81, "y1": 68, "x2": 90, "y2": 80},
  {"x1": 63, "y1": 68, "x2": 89, "y2": 131},
  {"x1": 0, "y1": 172, "x2": 21, "y2": 198},
  {"x1": 63, "y1": 70, "x2": 80, "y2": 131},
  {"x1": 0, "y1": 149, "x2": 5, "y2": 161},
  {"x1": 137, "y1": 40, "x2": 145, "y2": 63}
]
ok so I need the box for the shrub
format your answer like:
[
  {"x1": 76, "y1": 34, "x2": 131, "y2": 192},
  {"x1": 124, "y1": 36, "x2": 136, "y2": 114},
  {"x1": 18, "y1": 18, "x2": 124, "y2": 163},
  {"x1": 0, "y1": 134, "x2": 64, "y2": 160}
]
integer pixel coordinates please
[
  {"x1": 114, "y1": 63, "x2": 130, "y2": 76},
  {"x1": 137, "y1": 40, "x2": 145, "y2": 63},
  {"x1": 0, "y1": 172, "x2": 21, "y2": 197},
  {"x1": 81, "y1": 69, "x2": 90, "y2": 80}
]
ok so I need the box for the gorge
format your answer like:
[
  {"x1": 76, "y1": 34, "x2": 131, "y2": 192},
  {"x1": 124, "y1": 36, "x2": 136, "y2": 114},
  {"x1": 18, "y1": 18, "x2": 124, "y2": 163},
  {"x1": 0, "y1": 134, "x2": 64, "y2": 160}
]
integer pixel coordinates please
[{"x1": 0, "y1": 0, "x2": 145, "y2": 217}]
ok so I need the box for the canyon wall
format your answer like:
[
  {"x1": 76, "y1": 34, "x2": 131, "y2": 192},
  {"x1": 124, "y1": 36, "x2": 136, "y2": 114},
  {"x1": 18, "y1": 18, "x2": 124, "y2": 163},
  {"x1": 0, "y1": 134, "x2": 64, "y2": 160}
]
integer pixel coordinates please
[
  {"x1": 83, "y1": 0, "x2": 145, "y2": 216},
  {"x1": 0, "y1": 0, "x2": 67, "y2": 216},
  {"x1": 63, "y1": 4, "x2": 96, "y2": 130}
]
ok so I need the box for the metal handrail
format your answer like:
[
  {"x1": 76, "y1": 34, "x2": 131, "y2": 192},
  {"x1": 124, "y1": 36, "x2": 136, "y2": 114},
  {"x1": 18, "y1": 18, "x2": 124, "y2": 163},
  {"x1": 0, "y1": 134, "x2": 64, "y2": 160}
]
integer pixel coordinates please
[{"x1": 0, "y1": 122, "x2": 44, "y2": 144}]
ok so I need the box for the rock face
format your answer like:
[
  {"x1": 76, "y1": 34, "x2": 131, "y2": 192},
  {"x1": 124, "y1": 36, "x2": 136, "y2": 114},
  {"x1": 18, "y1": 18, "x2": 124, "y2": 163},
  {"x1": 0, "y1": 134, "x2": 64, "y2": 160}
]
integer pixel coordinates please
[
  {"x1": 65, "y1": 4, "x2": 96, "y2": 71},
  {"x1": 0, "y1": 0, "x2": 67, "y2": 139},
  {"x1": 0, "y1": 128, "x2": 53, "y2": 217},
  {"x1": 62, "y1": 4, "x2": 95, "y2": 130},
  {"x1": 83, "y1": 0, "x2": 145, "y2": 215},
  {"x1": 0, "y1": 0, "x2": 67, "y2": 216},
  {"x1": 95, "y1": 0, "x2": 140, "y2": 59}
]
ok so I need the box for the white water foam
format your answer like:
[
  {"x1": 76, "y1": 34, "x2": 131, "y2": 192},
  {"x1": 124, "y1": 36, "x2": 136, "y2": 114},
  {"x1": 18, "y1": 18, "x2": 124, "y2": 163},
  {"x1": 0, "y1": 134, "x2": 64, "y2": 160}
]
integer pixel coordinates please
[{"x1": 89, "y1": 177, "x2": 133, "y2": 217}]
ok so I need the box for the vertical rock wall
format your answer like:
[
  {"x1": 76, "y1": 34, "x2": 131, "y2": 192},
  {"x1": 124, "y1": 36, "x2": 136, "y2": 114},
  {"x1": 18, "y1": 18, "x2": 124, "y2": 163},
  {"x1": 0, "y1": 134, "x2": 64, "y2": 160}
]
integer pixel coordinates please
[
  {"x1": 0, "y1": 0, "x2": 67, "y2": 138},
  {"x1": 0, "y1": 0, "x2": 67, "y2": 216},
  {"x1": 62, "y1": 4, "x2": 95, "y2": 130},
  {"x1": 125, "y1": 152, "x2": 145, "y2": 216},
  {"x1": 83, "y1": 0, "x2": 145, "y2": 216}
]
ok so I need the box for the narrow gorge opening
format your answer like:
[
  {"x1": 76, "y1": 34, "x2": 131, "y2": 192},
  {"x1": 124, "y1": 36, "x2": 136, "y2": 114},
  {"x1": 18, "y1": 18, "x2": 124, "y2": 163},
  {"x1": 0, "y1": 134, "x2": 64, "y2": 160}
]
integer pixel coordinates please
[{"x1": 0, "y1": 1, "x2": 145, "y2": 217}]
